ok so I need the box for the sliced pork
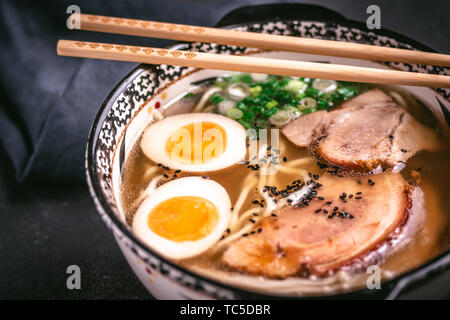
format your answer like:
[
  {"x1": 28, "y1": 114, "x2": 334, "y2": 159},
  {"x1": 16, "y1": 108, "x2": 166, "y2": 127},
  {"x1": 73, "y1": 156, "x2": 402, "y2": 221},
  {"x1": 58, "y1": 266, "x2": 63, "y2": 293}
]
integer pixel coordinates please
[
  {"x1": 222, "y1": 173, "x2": 424, "y2": 278},
  {"x1": 282, "y1": 89, "x2": 441, "y2": 172}
]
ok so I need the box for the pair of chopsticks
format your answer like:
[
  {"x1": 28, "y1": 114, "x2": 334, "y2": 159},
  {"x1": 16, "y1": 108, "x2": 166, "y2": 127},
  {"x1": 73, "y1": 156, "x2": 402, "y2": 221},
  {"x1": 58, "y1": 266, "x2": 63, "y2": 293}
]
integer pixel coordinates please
[{"x1": 57, "y1": 14, "x2": 450, "y2": 88}]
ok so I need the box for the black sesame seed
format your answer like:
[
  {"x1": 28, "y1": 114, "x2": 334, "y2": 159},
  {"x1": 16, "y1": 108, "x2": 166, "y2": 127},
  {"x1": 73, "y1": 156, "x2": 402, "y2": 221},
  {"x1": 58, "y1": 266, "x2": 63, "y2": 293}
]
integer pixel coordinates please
[
  {"x1": 163, "y1": 174, "x2": 169, "y2": 178},
  {"x1": 257, "y1": 228, "x2": 262, "y2": 233},
  {"x1": 174, "y1": 169, "x2": 181, "y2": 173},
  {"x1": 368, "y1": 179, "x2": 375, "y2": 186},
  {"x1": 271, "y1": 213, "x2": 278, "y2": 217},
  {"x1": 315, "y1": 209, "x2": 322, "y2": 213},
  {"x1": 355, "y1": 196, "x2": 362, "y2": 200},
  {"x1": 249, "y1": 219, "x2": 256, "y2": 223},
  {"x1": 401, "y1": 149, "x2": 407, "y2": 153},
  {"x1": 202, "y1": 175, "x2": 210, "y2": 179},
  {"x1": 283, "y1": 156, "x2": 287, "y2": 162},
  {"x1": 317, "y1": 162, "x2": 329, "y2": 169},
  {"x1": 242, "y1": 233, "x2": 249, "y2": 237}
]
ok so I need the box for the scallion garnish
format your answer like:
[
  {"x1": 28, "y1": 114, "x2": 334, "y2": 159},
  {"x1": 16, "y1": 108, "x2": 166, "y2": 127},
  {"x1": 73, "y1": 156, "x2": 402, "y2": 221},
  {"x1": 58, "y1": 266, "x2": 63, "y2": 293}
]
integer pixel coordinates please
[{"x1": 205, "y1": 73, "x2": 363, "y2": 133}]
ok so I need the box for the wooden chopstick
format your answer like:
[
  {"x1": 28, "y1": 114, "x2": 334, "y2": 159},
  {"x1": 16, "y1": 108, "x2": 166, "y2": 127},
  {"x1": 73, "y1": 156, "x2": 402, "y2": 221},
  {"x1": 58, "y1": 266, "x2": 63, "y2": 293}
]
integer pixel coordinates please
[
  {"x1": 57, "y1": 40, "x2": 450, "y2": 88},
  {"x1": 74, "y1": 13, "x2": 450, "y2": 67}
]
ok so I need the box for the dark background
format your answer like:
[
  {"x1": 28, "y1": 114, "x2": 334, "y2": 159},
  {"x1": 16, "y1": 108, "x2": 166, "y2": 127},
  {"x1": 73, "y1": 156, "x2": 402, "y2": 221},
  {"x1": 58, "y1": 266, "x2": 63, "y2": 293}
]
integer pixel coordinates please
[{"x1": 0, "y1": 0, "x2": 449, "y2": 299}]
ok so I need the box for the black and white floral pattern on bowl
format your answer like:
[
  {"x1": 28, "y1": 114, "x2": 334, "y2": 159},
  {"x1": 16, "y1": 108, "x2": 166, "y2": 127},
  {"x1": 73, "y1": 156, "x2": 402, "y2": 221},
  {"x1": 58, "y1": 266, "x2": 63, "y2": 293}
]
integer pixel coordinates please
[{"x1": 86, "y1": 18, "x2": 450, "y2": 299}]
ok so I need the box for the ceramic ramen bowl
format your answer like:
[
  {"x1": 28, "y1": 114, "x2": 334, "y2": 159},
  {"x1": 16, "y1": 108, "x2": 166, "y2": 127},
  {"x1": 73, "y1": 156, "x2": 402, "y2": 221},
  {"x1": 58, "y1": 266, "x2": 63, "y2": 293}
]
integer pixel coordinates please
[{"x1": 86, "y1": 4, "x2": 450, "y2": 299}]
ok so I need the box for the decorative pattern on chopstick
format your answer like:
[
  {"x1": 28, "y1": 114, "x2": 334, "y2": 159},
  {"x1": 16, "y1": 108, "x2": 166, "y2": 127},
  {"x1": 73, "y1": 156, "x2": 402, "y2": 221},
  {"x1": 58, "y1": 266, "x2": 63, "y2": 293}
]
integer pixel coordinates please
[
  {"x1": 72, "y1": 41, "x2": 197, "y2": 59},
  {"x1": 83, "y1": 14, "x2": 206, "y2": 35}
]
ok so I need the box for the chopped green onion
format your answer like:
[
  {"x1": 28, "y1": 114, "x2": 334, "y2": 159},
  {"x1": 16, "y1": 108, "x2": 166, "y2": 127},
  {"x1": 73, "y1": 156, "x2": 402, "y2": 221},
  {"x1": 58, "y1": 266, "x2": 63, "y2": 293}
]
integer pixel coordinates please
[
  {"x1": 269, "y1": 110, "x2": 292, "y2": 127},
  {"x1": 264, "y1": 107, "x2": 279, "y2": 117},
  {"x1": 317, "y1": 99, "x2": 330, "y2": 110},
  {"x1": 301, "y1": 107, "x2": 317, "y2": 114},
  {"x1": 226, "y1": 83, "x2": 250, "y2": 101},
  {"x1": 231, "y1": 73, "x2": 252, "y2": 84},
  {"x1": 238, "y1": 119, "x2": 252, "y2": 129},
  {"x1": 312, "y1": 79, "x2": 337, "y2": 94},
  {"x1": 183, "y1": 92, "x2": 194, "y2": 99},
  {"x1": 218, "y1": 100, "x2": 236, "y2": 115},
  {"x1": 214, "y1": 78, "x2": 229, "y2": 89},
  {"x1": 209, "y1": 93, "x2": 225, "y2": 104},
  {"x1": 265, "y1": 99, "x2": 279, "y2": 109},
  {"x1": 338, "y1": 87, "x2": 357, "y2": 99},
  {"x1": 197, "y1": 73, "x2": 362, "y2": 134},
  {"x1": 242, "y1": 111, "x2": 255, "y2": 121},
  {"x1": 249, "y1": 85, "x2": 262, "y2": 97},
  {"x1": 301, "y1": 77, "x2": 312, "y2": 84},
  {"x1": 296, "y1": 92, "x2": 307, "y2": 100},
  {"x1": 285, "y1": 79, "x2": 308, "y2": 94},
  {"x1": 305, "y1": 87, "x2": 320, "y2": 98},
  {"x1": 226, "y1": 108, "x2": 244, "y2": 120},
  {"x1": 285, "y1": 105, "x2": 302, "y2": 118},
  {"x1": 299, "y1": 97, "x2": 317, "y2": 110},
  {"x1": 250, "y1": 73, "x2": 269, "y2": 82}
]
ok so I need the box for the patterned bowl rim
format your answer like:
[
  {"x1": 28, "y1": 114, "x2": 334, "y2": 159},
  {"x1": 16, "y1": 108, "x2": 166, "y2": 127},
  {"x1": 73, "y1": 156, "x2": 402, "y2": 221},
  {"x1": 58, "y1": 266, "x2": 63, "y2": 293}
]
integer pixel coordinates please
[{"x1": 86, "y1": 6, "x2": 450, "y2": 299}]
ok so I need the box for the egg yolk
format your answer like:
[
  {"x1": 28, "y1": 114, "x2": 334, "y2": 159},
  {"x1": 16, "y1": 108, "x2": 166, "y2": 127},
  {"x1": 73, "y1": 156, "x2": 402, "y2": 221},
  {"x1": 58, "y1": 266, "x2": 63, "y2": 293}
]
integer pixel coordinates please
[
  {"x1": 147, "y1": 196, "x2": 219, "y2": 242},
  {"x1": 165, "y1": 121, "x2": 227, "y2": 164}
]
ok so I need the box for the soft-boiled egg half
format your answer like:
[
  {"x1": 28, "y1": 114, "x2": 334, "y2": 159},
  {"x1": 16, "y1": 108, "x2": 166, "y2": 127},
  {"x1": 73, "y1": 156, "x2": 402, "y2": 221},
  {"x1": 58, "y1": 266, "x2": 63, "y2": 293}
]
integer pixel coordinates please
[
  {"x1": 132, "y1": 177, "x2": 231, "y2": 259},
  {"x1": 141, "y1": 113, "x2": 246, "y2": 172}
]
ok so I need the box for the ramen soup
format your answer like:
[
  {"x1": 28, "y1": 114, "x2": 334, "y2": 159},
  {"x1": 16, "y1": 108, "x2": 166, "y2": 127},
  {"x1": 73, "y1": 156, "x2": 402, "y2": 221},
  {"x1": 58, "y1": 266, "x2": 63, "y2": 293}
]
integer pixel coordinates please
[{"x1": 121, "y1": 73, "x2": 450, "y2": 296}]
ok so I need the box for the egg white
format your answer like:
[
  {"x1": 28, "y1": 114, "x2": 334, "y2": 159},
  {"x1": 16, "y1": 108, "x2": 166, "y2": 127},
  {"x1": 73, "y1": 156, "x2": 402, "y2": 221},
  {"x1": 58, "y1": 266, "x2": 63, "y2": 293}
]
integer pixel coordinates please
[
  {"x1": 132, "y1": 177, "x2": 231, "y2": 260},
  {"x1": 141, "y1": 113, "x2": 246, "y2": 172}
]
